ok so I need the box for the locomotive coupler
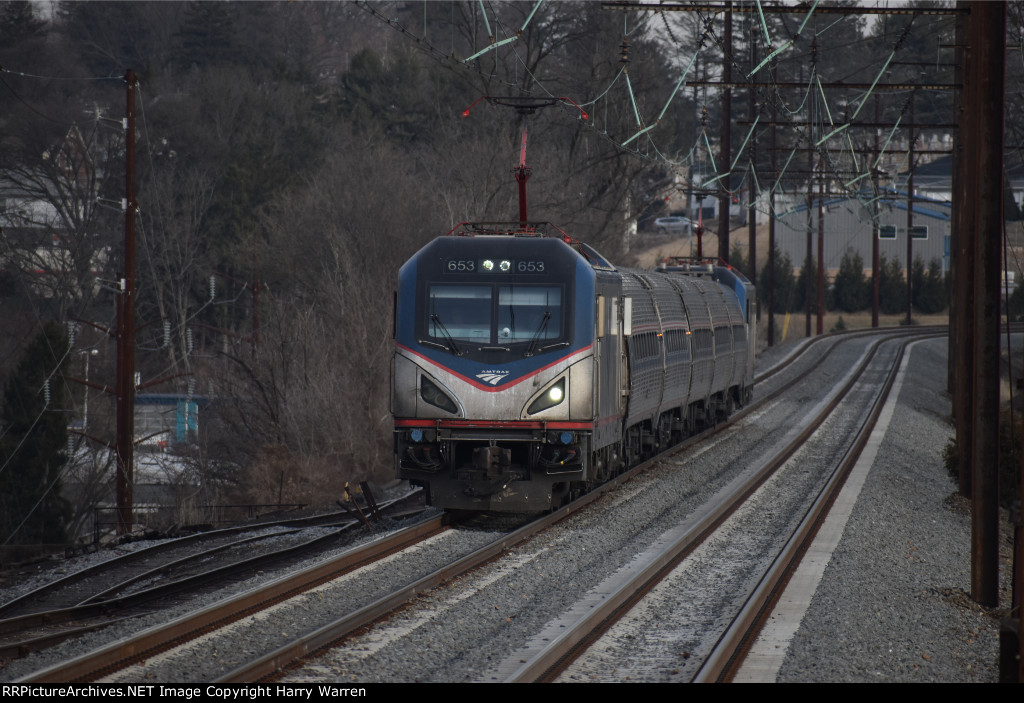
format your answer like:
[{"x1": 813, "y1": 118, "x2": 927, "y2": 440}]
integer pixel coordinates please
[{"x1": 473, "y1": 442, "x2": 512, "y2": 477}]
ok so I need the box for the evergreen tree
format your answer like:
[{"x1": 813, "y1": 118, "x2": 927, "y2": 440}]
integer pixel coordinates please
[
  {"x1": 832, "y1": 251, "x2": 871, "y2": 313},
  {"x1": 795, "y1": 256, "x2": 822, "y2": 314},
  {"x1": 174, "y1": 0, "x2": 238, "y2": 72},
  {"x1": 912, "y1": 256, "x2": 947, "y2": 314},
  {"x1": 728, "y1": 243, "x2": 749, "y2": 280},
  {"x1": 0, "y1": 322, "x2": 71, "y2": 545},
  {"x1": 878, "y1": 254, "x2": 907, "y2": 315},
  {"x1": 758, "y1": 247, "x2": 799, "y2": 313},
  {"x1": 0, "y1": 1, "x2": 46, "y2": 47},
  {"x1": 1009, "y1": 279, "x2": 1024, "y2": 321}
]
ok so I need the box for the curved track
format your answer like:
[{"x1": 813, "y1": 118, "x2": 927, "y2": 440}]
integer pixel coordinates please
[
  {"x1": 0, "y1": 493, "x2": 423, "y2": 661},
  {"x1": 8, "y1": 327, "x2": 942, "y2": 682},
  {"x1": 494, "y1": 331, "x2": 940, "y2": 682}
]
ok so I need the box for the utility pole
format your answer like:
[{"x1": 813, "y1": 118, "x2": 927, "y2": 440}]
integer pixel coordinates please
[
  {"x1": 817, "y1": 159, "x2": 824, "y2": 335},
  {"x1": 767, "y1": 72, "x2": 776, "y2": 347},
  {"x1": 966, "y1": 0, "x2": 1003, "y2": 611},
  {"x1": 747, "y1": 18, "x2": 757, "y2": 285},
  {"x1": 115, "y1": 69, "x2": 137, "y2": 536},
  {"x1": 805, "y1": 137, "x2": 813, "y2": 338},
  {"x1": 872, "y1": 95, "x2": 881, "y2": 328},
  {"x1": 718, "y1": 2, "x2": 732, "y2": 263},
  {"x1": 906, "y1": 90, "x2": 915, "y2": 325},
  {"x1": 952, "y1": 7, "x2": 975, "y2": 500}
]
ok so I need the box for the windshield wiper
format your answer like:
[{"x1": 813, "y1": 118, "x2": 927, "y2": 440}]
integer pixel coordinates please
[
  {"x1": 429, "y1": 314, "x2": 462, "y2": 356},
  {"x1": 524, "y1": 311, "x2": 551, "y2": 357}
]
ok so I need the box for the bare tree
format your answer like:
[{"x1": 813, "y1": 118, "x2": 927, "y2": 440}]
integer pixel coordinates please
[
  {"x1": 207, "y1": 135, "x2": 441, "y2": 505},
  {"x1": 137, "y1": 162, "x2": 216, "y2": 373},
  {"x1": 0, "y1": 115, "x2": 123, "y2": 321}
]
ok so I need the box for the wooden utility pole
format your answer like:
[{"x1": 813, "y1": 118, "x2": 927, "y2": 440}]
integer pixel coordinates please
[
  {"x1": 767, "y1": 79, "x2": 776, "y2": 346},
  {"x1": 718, "y1": 2, "x2": 732, "y2": 264},
  {"x1": 805, "y1": 139, "x2": 813, "y2": 338},
  {"x1": 906, "y1": 91, "x2": 915, "y2": 325},
  {"x1": 747, "y1": 18, "x2": 757, "y2": 286},
  {"x1": 817, "y1": 160, "x2": 824, "y2": 335},
  {"x1": 966, "y1": 1, "x2": 1003, "y2": 610},
  {"x1": 872, "y1": 95, "x2": 881, "y2": 328},
  {"x1": 115, "y1": 69, "x2": 137, "y2": 536}
]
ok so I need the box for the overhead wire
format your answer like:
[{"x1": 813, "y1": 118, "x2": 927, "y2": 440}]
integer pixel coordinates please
[{"x1": 0, "y1": 66, "x2": 119, "y2": 466}]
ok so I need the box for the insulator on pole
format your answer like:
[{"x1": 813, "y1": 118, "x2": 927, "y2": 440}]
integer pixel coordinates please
[
  {"x1": 209, "y1": 275, "x2": 216, "y2": 301},
  {"x1": 66, "y1": 321, "x2": 76, "y2": 347},
  {"x1": 187, "y1": 377, "x2": 195, "y2": 402},
  {"x1": 163, "y1": 320, "x2": 171, "y2": 348},
  {"x1": 43, "y1": 378, "x2": 50, "y2": 407},
  {"x1": 186, "y1": 328, "x2": 194, "y2": 354}
]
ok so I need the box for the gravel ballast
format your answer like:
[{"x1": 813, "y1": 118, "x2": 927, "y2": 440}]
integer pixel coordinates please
[
  {"x1": 0, "y1": 333, "x2": 1012, "y2": 683},
  {"x1": 756, "y1": 336, "x2": 1009, "y2": 682}
]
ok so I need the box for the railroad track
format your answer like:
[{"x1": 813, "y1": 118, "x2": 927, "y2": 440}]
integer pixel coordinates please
[
  {"x1": 0, "y1": 492, "x2": 424, "y2": 662},
  {"x1": 488, "y1": 330, "x2": 940, "y2": 682},
  {"x1": 8, "y1": 327, "x2": 939, "y2": 682},
  {"x1": 254, "y1": 327, "x2": 934, "y2": 683}
]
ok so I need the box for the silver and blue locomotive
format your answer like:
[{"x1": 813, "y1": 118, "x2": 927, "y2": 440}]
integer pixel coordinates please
[{"x1": 392, "y1": 222, "x2": 755, "y2": 511}]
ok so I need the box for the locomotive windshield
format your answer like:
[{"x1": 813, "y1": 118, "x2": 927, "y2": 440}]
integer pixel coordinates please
[
  {"x1": 426, "y1": 283, "x2": 564, "y2": 353},
  {"x1": 427, "y1": 285, "x2": 491, "y2": 343},
  {"x1": 497, "y1": 286, "x2": 561, "y2": 342}
]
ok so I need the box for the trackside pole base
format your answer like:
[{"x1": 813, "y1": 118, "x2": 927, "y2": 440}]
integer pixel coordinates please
[{"x1": 999, "y1": 617, "x2": 1020, "y2": 682}]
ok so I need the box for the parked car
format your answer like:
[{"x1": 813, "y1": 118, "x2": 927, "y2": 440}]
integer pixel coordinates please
[{"x1": 654, "y1": 215, "x2": 692, "y2": 233}]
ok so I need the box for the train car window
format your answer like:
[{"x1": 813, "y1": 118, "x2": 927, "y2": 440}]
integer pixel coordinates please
[
  {"x1": 632, "y1": 331, "x2": 663, "y2": 361},
  {"x1": 497, "y1": 286, "x2": 562, "y2": 341},
  {"x1": 427, "y1": 285, "x2": 492, "y2": 342},
  {"x1": 665, "y1": 328, "x2": 689, "y2": 354},
  {"x1": 694, "y1": 329, "x2": 713, "y2": 358},
  {"x1": 715, "y1": 327, "x2": 730, "y2": 353}
]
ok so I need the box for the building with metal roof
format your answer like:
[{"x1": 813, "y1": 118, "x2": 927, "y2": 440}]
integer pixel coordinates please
[{"x1": 773, "y1": 189, "x2": 951, "y2": 275}]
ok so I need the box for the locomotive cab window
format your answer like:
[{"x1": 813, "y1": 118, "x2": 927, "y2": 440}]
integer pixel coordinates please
[
  {"x1": 427, "y1": 285, "x2": 492, "y2": 343},
  {"x1": 423, "y1": 282, "x2": 567, "y2": 356},
  {"x1": 497, "y1": 286, "x2": 561, "y2": 342}
]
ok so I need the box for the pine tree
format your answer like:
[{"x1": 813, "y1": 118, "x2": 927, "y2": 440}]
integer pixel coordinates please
[
  {"x1": 832, "y1": 251, "x2": 871, "y2": 313},
  {"x1": 0, "y1": 322, "x2": 72, "y2": 545},
  {"x1": 912, "y1": 256, "x2": 947, "y2": 314},
  {"x1": 728, "y1": 243, "x2": 749, "y2": 280},
  {"x1": 758, "y1": 247, "x2": 799, "y2": 313},
  {"x1": 878, "y1": 254, "x2": 907, "y2": 315},
  {"x1": 795, "y1": 256, "x2": 821, "y2": 314}
]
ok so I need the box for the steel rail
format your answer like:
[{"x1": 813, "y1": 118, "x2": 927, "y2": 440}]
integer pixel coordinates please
[
  {"x1": 13, "y1": 328, "x2": 945, "y2": 682},
  {"x1": 752, "y1": 325, "x2": 945, "y2": 386},
  {"x1": 0, "y1": 489, "x2": 421, "y2": 620},
  {"x1": 0, "y1": 509, "x2": 427, "y2": 660},
  {"x1": 693, "y1": 333, "x2": 942, "y2": 682},
  {"x1": 14, "y1": 514, "x2": 445, "y2": 683},
  {"x1": 501, "y1": 332, "x2": 931, "y2": 682},
  {"x1": 205, "y1": 328, "x2": 929, "y2": 682}
]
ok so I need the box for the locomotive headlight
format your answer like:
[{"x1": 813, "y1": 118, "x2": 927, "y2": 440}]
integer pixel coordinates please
[
  {"x1": 420, "y1": 376, "x2": 458, "y2": 414},
  {"x1": 527, "y1": 377, "x2": 566, "y2": 415},
  {"x1": 499, "y1": 259, "x2": 511, "y2": 272},
  {"x1": 482, "y1": 259, "x2": 494, "y2": 271}
]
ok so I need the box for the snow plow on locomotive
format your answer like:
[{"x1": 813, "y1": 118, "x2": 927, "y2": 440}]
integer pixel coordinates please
[{"x1": 392, "y1": 222, "x2": 755, "y2": 512}]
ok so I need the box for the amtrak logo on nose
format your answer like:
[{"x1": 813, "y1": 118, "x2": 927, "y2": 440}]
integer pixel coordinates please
[{"x1": 476, "y1": 369, "x2": 509, "y2": 385}]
